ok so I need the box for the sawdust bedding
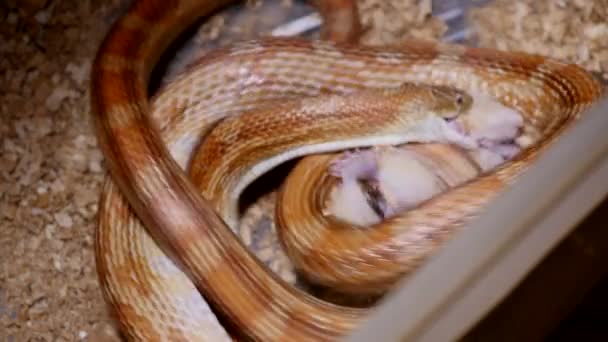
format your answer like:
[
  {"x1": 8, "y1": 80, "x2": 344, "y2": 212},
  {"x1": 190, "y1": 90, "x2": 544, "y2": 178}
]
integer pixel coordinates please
[{"x1": 1, "y1": 0, "x2": 606, "y2": 340}]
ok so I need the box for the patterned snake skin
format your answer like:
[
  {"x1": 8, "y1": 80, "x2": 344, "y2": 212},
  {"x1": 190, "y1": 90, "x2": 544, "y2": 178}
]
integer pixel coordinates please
[{"x1": 90, "y1": 0, "x2": 604, "y2": 340}]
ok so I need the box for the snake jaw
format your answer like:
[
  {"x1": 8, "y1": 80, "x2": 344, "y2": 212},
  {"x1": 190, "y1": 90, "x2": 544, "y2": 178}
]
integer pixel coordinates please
[
  {"x1": 446, "y1": 118, "x2": 465, "y2": 134},
  {"x1": 441, "y1": 120, "x2": 480, "y2": 150}
]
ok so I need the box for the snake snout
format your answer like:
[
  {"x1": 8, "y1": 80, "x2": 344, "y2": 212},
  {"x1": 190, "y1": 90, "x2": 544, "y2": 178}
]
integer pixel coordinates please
[{"x1": 446, "y1": 119, "x2": 465, "y2": 135}]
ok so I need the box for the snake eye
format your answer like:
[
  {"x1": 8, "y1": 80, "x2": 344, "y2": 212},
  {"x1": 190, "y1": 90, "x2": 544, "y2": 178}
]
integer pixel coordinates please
[{"x1": 456, "y1": 94, "x2": 464, "y2": 105}]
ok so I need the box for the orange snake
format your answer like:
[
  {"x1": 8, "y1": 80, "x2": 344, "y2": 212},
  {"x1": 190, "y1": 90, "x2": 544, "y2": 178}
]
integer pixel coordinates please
[{"x1": 91, "y1": 0, "x2": 603, "y2": 340}]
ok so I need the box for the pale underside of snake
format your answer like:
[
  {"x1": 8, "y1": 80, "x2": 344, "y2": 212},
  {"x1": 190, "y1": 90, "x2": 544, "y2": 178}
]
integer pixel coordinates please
[{"x1": 91, "y1": 0, "x2": 604, "y2": 340}]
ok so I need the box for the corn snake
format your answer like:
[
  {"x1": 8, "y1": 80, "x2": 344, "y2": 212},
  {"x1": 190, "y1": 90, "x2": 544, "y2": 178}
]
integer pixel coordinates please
[{"x1": 91, "y1": 0, "x2": 603, "y2": 340}]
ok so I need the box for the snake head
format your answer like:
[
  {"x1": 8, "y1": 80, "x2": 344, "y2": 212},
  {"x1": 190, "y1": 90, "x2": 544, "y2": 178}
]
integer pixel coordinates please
[{"x1": 429, "y1": 85, "x2": 474, "y2": 122}]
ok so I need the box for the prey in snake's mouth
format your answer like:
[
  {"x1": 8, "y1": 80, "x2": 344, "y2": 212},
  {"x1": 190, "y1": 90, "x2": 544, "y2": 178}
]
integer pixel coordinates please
[{"x1": 326, "y1": 92, "x2": 527, "y2": 226}]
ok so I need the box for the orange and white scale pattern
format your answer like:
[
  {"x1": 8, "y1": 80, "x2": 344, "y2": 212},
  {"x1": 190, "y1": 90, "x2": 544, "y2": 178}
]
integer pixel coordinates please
[{"x1": 90, "y1": 0, "x2": 603, "y2": 340}]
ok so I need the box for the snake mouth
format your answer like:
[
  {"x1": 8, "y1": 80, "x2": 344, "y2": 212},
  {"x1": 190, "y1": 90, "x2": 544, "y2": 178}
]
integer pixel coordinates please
[
  {"x1": 442, "y1": 110, "x2": 462, "y2": 123},
  {"x1": 479, "y1": 137, "x2": 516, "y2": 147},
  {"x1": 446, "y1": 119, "x2": 465, "y2": 135}
]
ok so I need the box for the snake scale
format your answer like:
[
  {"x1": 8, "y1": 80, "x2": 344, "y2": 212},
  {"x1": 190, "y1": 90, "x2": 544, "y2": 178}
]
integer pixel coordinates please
[{"x1": 90, "y1": 0, "x2": 603, "y2": 340}]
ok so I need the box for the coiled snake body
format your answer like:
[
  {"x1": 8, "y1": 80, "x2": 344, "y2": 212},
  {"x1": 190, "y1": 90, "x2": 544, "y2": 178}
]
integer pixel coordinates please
[{"x1": 91, "y1": 0, "x2": 603, "y2": 340}]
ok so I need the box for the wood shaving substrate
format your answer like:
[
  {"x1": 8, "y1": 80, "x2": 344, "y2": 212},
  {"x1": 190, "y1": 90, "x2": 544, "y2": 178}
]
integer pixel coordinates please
[
  {"x1": 0, "y1": 0, "x2": 603, "y2": 341},
  {"x1": 469, "y1": 0, "x2": 608, "y2": 79}
]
